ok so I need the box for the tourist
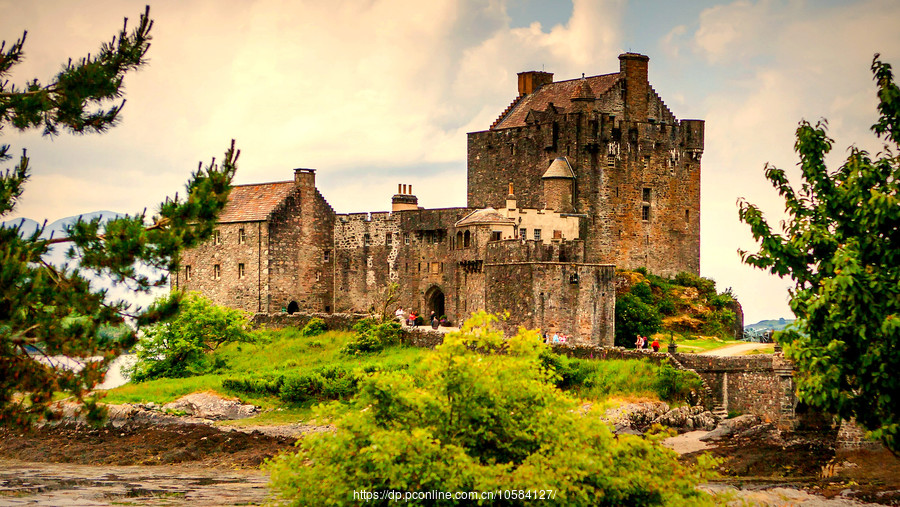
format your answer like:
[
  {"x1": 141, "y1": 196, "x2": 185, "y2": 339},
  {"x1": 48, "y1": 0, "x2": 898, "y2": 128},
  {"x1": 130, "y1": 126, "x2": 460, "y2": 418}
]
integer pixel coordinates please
[
  {"x1": 552, "y1": 332, "x2": 560, "y2": 343},
  {"x1": 559, "y1": 333, "x2": 567, "y2": 344},
  {"x1": 395, "y1": 306, "x2": 405, "y2": 323},
  {"x1": 651, "y1": 337, "x2": 660, "y2": 352},
  {"x1": 635, "y1": 335, "x2": 643, "y2": 349},
  {"x1": 431, "y1": 314, "x2": 440, "y2": 329}
]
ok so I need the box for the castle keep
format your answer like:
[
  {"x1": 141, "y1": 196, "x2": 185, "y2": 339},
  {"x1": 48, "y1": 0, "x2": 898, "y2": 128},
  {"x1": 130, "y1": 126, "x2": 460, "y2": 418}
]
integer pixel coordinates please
[{"x1": 174, "y1": 53, "x2": 704, "y2": 346}]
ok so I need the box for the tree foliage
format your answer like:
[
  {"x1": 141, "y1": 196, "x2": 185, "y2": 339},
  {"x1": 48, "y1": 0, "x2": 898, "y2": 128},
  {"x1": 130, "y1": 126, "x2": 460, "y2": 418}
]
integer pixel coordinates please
[
  {"x1": 127, "y1": 293, "x2": 251, "y2": 382},
  {"x1": 268, "y1": 311, "x2": 716, "y2": 506},
  {"x1": 738, "y1": 55, "x2": 900, "y2": 453},
  {"x1": 615, "y1": 292, "x2": 662, "y2": 347},
  {"x1": 0, "y1": 7, "x2": 237, "y2": 426}
]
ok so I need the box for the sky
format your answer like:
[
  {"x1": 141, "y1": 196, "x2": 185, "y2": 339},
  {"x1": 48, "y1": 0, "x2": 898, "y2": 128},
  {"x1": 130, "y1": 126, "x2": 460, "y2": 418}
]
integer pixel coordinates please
[{"x1": 2, "y1": 0, "x2": 898, "y2": 325}]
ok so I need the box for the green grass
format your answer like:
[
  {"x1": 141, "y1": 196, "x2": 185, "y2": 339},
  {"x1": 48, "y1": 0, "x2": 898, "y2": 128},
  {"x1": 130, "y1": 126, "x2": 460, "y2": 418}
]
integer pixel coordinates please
[
  {"x1": 105, "y1": 327, "x2": 703, "y2": 425},
  {"x1": 104, "y1": 328, "x2": 433, "y2": 423}
]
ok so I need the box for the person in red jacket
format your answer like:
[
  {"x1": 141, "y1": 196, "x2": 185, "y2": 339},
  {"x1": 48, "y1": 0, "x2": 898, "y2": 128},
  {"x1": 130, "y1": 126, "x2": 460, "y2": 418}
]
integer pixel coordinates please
[{"x1": 651, "y1": 337, "x2": 660, "y2": 352}]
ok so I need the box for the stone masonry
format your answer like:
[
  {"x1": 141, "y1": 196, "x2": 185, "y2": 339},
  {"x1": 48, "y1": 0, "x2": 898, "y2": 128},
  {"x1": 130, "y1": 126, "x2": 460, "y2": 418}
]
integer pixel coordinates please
[{"x1": 175, "y1": 52, "x2": 704, "y2": 346}]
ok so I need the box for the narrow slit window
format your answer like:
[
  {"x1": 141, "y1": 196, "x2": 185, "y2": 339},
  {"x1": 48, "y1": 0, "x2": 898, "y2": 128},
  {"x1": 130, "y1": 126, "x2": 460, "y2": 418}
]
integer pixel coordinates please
[
  {"x1": 238, "y1": 263, "x2": 245, "y2": 279},
  {"x1": 213, "y1": 264, "x2": 221, "y2": 280},
  {"x1": 238, "y1": 228, "x2": 245, "y2": 244},
  {"x1": 185, "y1": 265, "x2": 192, "y2": 281}
]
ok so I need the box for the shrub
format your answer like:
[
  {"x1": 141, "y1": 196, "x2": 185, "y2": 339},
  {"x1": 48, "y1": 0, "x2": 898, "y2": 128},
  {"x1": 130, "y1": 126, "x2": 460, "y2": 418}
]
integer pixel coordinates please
[
  {"x1": 279, "y1": 366, "x2": 357, "y2": 403},
  {"x1": 656, "y1": 361, "x2": 703, "y2": 403},
  {"x1": 673, "y1": 271, "x2": 717, "y2": 300},
  {"x1": 630, "y1": 281, "x2": 654, "y2": 304},
  {"x1": 300, "y1": 317, "x2": 327, "y2": 337},
  {"x1": 268, "y1": 311, "x2": 717, "y2": 505},
  {"x1": 658, "y1": 296, "x2": 676, "y2": 316},
  {"x1": 128, "y1": 293, "x2": 252, "y2": 382},
  {"x1": 615, "y1": 293, "x2": 662, "y2": 347},
  {"x1": 342, "y1": 318, "x2": 402, "y2": 354}
]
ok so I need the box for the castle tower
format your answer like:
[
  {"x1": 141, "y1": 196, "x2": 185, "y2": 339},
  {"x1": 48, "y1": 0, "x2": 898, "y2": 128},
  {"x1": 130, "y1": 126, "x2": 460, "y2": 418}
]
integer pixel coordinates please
[{"x1": 542, "y1": 157, "x2": 575, "y2": 212}]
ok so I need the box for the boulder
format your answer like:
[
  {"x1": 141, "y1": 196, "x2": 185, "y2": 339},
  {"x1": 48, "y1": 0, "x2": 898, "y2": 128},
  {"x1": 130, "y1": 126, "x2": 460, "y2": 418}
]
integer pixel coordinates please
[{"x1": 162, "y1": 392, "x2": 258, "y2": 421}]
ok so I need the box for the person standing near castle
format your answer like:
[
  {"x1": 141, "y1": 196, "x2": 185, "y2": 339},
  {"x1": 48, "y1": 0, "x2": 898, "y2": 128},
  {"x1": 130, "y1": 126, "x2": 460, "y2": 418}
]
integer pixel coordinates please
[
  {"x1": 651, "y1": 337, "x2": 660, "y2": 352},
  {"x1": 395, "y1": 306, "x2": 405, "y2": 323}
]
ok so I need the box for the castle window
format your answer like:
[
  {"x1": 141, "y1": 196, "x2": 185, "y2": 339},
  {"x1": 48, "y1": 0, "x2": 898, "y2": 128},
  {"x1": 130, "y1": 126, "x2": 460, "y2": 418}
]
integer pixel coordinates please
[
  {"x1": 185, "y1": 265, "x2": 192, "y2": 281},
  {"x1": 404, "y1": 233, "x2": 410, "y2": 245},
  {"x1": 316, "y1": 271, "x2": 320, "y2": 281},
  {"x1": 324, "y1": 250, "x2": 331, "y2": 261},
  {"x1": 463, "y1": 230, "x2": 471, "y2": 248},
  {"x1": 607, "y1": 154, "x2": 615, "y2": 168},
  {"x1": 363, "y1": 233, "x2": 371, "y2": 246},
  {"x1": 685, "y1": 209, "x2": 690, "y2": 222},
  {"x1": 431, "y1": 262, "x2": 440, "y2": 274},
  {"x1": 553, "y1": 230, "x2": 562, "y2": 239},
  {"x1": 386, "y1": 232, "x2": 393, "y2": 246},
  {"x1": 456, "y1": 231, "x2": 463, "y2": 249},
  {"x1": 213, "y1": 230, "x2": 221, "y2": 245},
  {"x1": 213, "y1": 264, "x2": 221, "y2": 280},
  {"x1": 642, "y1": 187, "x2": 651, "y2": 202},
  {"x1": 238, "y1": 228, "x2": 245, "y2": 244},
  {"x1": 642, "y1": 205, "x2": 651, "y2": 221},
  {"x1": 238, "y1": 263, "x2": 245, "y2": 279},
  {"x1": 490, "y1": 231, "x2": 501, "y2": 241},
  {"x1": 643, "y1": 156, "x2": 650, "y2": 171},
  {"x1": 520, "y1": 228, "x2": 527, "y2": 239},
  {"x1": 534, "y1": 229, "x2": 542, "y2": 241},
  {"x1": 418, "y1": 262, "x2": 421, "y2": 273}
]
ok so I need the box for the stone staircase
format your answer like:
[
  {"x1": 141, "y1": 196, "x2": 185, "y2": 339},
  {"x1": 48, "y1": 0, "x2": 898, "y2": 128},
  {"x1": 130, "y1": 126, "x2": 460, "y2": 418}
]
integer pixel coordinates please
[{"x1": 667, "y1": 352, "x2": 726, "y2": 421}]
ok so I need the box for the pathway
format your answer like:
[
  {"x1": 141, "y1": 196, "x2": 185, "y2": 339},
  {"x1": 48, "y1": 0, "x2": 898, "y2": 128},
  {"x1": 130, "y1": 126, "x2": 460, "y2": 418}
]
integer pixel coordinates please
[{"x1": 701, "y1": 342, "x2": 772, "y2": 356}]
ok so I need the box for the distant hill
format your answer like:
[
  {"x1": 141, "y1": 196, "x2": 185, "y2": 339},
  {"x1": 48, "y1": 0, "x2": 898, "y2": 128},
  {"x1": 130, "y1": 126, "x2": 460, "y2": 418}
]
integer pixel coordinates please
[
  {"x1": 1, "y1": 211, "x2": 165, "y2": 309},
  {"x1": 745, "y1": 318, "x2": 795, "y2": 332}
]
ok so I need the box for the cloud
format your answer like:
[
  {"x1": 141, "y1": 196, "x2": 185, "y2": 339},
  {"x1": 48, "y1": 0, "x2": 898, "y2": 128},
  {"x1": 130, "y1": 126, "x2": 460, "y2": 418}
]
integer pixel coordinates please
[{"x1": 3, "y1": 0, "x2": 627, "y2": 220}]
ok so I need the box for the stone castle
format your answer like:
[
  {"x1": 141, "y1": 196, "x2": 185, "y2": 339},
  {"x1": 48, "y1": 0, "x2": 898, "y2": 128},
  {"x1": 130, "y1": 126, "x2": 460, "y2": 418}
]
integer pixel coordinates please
[{"x1": 173, "y1": 53, "x2": 703, "y2": 346}]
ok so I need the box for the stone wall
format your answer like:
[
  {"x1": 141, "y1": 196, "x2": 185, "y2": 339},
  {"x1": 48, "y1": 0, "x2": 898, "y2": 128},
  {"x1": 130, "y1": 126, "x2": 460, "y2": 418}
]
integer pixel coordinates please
[
  {"x1": 484, "y1": 262, "x2": 615, "y2": 346},
  {"x1": 333, "y1": 212, "x2": 400, "y2": 313},
  {"x1": 175, "y1": 221, "x2": 268, "y2": 314},
  {"x1": 267, "y1": 178, "x2": 335, "y2": 314},
  {"x1": 676, "y1": 354, "x2": 797, "y2": 428}
]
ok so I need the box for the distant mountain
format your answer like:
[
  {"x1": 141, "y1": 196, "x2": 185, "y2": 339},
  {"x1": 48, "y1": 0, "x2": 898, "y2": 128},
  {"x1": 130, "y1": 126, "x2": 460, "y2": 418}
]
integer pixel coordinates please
[
  {"x1": 1, "y1": 211, "x2": 165, "y2": 310},
  {"x1": 745, "y1": 318, "x2": 795, "y2": 332}
]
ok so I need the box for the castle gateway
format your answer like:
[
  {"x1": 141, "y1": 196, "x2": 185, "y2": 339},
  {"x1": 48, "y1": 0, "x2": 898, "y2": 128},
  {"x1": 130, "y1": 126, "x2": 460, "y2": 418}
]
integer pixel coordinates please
[{"x1": 174, "y1": 53, "x2": 703, "y2": 346}]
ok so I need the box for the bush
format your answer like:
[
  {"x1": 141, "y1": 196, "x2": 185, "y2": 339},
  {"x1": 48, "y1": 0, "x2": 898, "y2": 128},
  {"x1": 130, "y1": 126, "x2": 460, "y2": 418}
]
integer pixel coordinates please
[
  {"x1": 128, "y1": 293, "x2": 252, "y2": 382},
  {"x1": 279, "y1": 366, "x2": 358, "y2": 403},
  {"x1": 630, "y1": 281, "x2": 654, "y2": 304},
  {"x1": 267, "y1": 311, "x2": 717, "y2": 505},
  {"x1": 300, "y1": 318, "x2": 327, "y2": 337},
  {"x1": 658, "y1": 296, "x2": 676, "y2": 316},
  {"x1": 342, "y1": 318, "x2": 401, "y2": 354},
  {"x1": 615, "y1": 293, "x2": 662, "y2": 347},
  {"x1": 656, "y1": 361, "x2": 703, "y2": 403},
  {"x1": 673, "y1": 272, "x2": 717, "y2": 300}
]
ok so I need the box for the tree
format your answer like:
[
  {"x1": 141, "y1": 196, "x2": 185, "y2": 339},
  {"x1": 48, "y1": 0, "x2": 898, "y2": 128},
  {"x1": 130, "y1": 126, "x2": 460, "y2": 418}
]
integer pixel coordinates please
[
  {"x1": 738, "y1": 55, "x2": 900, "y2": 453},
  {"x1": 0, "y1": 7, "x2": 237, "y2": 426},
  {"x1": 128, "y1": 293, "x2": 252, "y2": 382},
  {"x1": 268, "y1": 311, "x2": 716, "y2": 505}
]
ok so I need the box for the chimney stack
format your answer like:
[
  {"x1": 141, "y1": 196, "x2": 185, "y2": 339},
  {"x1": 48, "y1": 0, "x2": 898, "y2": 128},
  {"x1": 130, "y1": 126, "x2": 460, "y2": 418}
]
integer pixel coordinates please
[
  {"x1": 392, "y1": 183, "x2": 418, "y2": 212},
  {"x1": 294, "y1": 168, "x2": 316, "y2": 187},
  {"x1": 517, "y1": 71, "x2": 554, "y2": 96},
  {"x1": 618, "y1": 53, "x2": 649, "y2": 122}
]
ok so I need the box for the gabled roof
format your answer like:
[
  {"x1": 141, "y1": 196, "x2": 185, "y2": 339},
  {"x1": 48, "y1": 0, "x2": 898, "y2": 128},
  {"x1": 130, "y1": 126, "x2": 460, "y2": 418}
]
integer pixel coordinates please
[
  {"x1": 492, "y1": 72, "x2": 621, "y2": 130},
  {"x1": 542, "y1": 157, "x2": 575, "y2": 179},
  {"x1": 217, "y1": 181, "x2": 298, "y2": 223},
  {"x1": 455, "y1": 207, "x2": 515, "y2": 227}
]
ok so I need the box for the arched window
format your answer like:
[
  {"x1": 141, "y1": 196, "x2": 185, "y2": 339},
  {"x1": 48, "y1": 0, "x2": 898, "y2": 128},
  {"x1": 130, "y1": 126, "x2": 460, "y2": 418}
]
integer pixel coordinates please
[
  {"x1": 287, "y1": 301, "x2": 299, "y2": 314},
  {"x1": 463, "y1": 230, "x2": 471, "y2": 248},
  {"x1": 456, "y1": 231, "x2": 463, "y2": 250}
]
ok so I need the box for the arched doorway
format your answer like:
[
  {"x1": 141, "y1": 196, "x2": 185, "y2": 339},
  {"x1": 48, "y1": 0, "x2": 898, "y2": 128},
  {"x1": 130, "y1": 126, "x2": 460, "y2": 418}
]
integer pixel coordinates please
[
  {"x1": 424, "y1": 286, "x2": 445, "y2": 320},
  {"x1": 287, "y1": 301, "x2": 299, "y2": 315}
]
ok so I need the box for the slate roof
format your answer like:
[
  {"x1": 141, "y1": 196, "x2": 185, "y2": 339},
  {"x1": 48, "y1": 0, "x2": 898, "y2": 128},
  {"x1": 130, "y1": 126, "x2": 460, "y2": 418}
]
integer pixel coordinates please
[
  {"x1": 492, "y1": 72, "x2": 621, "y2": 130},
  {"x1": 542, "y1": 157, "x2": 575, "y2": 179},
  {"x1": 217, "y1": 181, "x2": 297, "y2": 223},
  {"x1": 455, "y1": 207, "x2": 515, "y2": 227}
]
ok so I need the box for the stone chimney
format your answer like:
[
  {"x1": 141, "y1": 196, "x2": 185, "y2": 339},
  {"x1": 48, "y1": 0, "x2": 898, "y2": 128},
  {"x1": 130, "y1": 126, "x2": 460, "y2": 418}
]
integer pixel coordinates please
[
  {"x1": 518, "y1": 71, "x2": 554, "y2": 96},
  {"x1": 506, "y1": 182, "x2": 517, "y2": 210},
  {"x1": 392, "y1": 183, "x2": 418, "y2": 212},
  {"x1": 618, "y1": 53, "x2": 649, "y2": 122},
  {"x1": 294, "y1": 168, "x2": 315, "y2": 187}
]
